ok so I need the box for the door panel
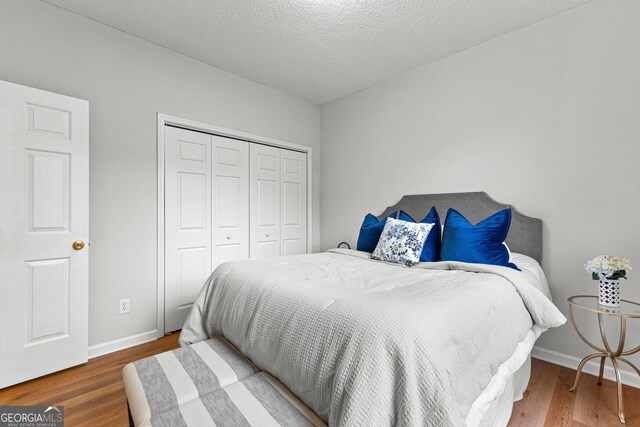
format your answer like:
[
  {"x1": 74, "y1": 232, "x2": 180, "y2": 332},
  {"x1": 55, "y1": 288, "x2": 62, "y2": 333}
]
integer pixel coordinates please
[
  {"x1": 26, "y1": 258, "x2": 69, "y2": 343},
  {"x1": 178, "y1": 172, "x2": 207, "y2": 229},
  {"x1": 0, "y1": 80, "x2": 89, "y2": 388},
  {"x1": 282, "y1": 182, "x2": 301, "y2": 226},
  {"x1": 27, "y1": 150, "x2": 70, "y2": 231},
  {"x1": 257, "y1": 179, "x2": 277, "y2": 226},
  {"x1": 211, "y1": 136, "x2": 248, "y2": 269},
  {"x1": 27, "y1": 103, "x2": 71, "y2": 139},
  {"x1": 282, "y1": 238, "x2": 303, "y2": 256},
  {"x1": 177, "y1": 247, "x2": 208, "y2": 308},
  {"x1": 257, "y1": 241, "x2": 278, "y2": 258},
  {"x1": 250, "y1": 145, "x2": 280, "y2": 258},
  {"x1": 257, "y1": 152, "x2": 277, "y2": 172},
  {"x1": 281, "y1": 150, "x2": 307, "y2": 256},
  {"x1": 216, "y1": 244, "x2": 241, "y2": 265},
  {"x1": 216, "y1": 176, "x2": 240, "y2": 227},
  {"x1": 179, "y1": 141, "x2": 207, "y2": 162},
  {"x1": 164, "y1": 127, "x2": 211, "y2": 333}
]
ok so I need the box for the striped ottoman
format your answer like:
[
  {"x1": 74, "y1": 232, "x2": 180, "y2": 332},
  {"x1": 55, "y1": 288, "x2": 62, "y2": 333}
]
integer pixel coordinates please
[{"x1": 123, "y1": 337, "x2": 325, "y2": 427}]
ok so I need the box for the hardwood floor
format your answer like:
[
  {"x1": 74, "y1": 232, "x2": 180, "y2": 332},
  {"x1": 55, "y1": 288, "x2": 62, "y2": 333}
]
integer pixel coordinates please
[
  {"x1": 1, "y1": 336, "x2": 638, "y2": 426},
  {"x1": 0, "y1": 333, "x2": 180, "y2": 426},
  {"x1": 508, "y1": 359, "x2": 640, "y2": 427}
]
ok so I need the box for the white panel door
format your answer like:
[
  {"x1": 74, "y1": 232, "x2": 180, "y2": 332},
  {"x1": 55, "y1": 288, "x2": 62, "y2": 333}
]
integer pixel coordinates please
[
  {"x1": 250, "y1": 144, "x2": 281, "y2": 259},
  {"x1": 211, "y1": 136, "x2": 249, "y2": 269},
  {"x1": 0, "y1": 80, "x2": 89, "y2": 388},
  {"x1": 164, "y1": 127, "x2": 211, "y2": 333},
  {"x1": 281, "y1": 150, "x2": 307, "y2": 256}
]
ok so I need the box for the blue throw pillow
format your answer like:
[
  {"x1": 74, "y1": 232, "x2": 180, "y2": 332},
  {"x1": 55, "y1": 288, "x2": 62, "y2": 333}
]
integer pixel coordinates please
[
  {"x1": 356, "y1": 211, "x2": 398, "y2": 252},
  {"x1": 440, "y1": 208, "x2": 519, "y2": 270},
  {"x1": 356, "y1": 211, "x2": 398, "y2": 253},
  {"x1": 400, "y1": 207, "x2": 441, "y2": 262}
]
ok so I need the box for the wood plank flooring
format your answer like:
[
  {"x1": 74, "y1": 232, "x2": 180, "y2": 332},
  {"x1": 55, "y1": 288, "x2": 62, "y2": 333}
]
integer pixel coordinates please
[
  {"x1": 0, "y1": 333, "x2": 181, "y2": 426},
  {"x1": 509, "y1": 360, "x2": 640, "y2": 427},
  {"x1": 0, "y1": 334, "x2": 638, "y2": 426}
]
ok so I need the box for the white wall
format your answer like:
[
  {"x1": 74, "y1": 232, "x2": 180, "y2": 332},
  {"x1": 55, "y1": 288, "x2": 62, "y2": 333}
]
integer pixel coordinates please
[
  {"x1": 321, "y1": 0, "x2": 640, "y2": 377},
  {"x1": 0, "y1": 0, "x2": 321, "y2": 347}
]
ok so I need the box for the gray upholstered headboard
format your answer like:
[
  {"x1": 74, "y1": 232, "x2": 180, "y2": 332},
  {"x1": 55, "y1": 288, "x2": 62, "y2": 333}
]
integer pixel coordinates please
[{"x1": 377, "y1": 192, "x2": 543, "y2": 263}]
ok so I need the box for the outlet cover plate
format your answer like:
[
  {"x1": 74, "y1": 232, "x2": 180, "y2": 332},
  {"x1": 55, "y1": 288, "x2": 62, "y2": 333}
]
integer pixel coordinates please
[{"x1": 119, "y1": 298, "x2": 130, "y2": 315}]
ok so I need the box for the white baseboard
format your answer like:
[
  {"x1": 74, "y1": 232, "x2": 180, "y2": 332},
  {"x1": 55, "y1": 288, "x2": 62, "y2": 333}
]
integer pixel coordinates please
[
  {"x1": 88, "y1": 329, "x2": 158, "y2": 359},
  {"x1": 532, "y1": 346, "x2": 639, "y2": 389}
]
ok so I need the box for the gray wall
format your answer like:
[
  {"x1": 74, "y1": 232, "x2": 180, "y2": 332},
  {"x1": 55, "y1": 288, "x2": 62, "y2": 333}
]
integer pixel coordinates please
[
  {"x1": 321, "y1": 0, "x2": 640, "y2": 373},
  {"x1": 0, "y1": 0, "x2": 321, "y2": 347}
]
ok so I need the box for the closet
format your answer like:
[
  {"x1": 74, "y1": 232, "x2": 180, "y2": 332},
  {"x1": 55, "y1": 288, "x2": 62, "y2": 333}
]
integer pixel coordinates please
[{"x1": 163, "y1": 126, "x2": 308, "y2": 332}]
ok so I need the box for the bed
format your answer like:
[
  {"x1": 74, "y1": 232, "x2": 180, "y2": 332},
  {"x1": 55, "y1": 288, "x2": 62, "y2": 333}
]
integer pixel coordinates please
[{"x1": 179, "y1": 192, "x2": 566, "y2": 426}]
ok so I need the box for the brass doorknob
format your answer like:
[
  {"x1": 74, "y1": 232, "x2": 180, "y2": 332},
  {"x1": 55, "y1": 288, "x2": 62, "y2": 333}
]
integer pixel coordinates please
[{"x1": 72, "y1": 240, "x2": 85, "y2": 250}]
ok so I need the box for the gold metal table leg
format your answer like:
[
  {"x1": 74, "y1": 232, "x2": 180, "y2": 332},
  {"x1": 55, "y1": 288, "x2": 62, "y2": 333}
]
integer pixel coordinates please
[
  {"x1": 597, "y1": 356, "x2": 606, "y2": 385},
  {"x1": 610, "y1": 356, "x2": 625, "y2": 424},
  {"x1": 618, "y1": 357, "x2": 640, "y2": 377},
  {"x1": 567, "y1": 305, "x2": 640, "y2": 424},
  {"x1": 568, "y1": 353, "x2": 607, "y2": 392}
]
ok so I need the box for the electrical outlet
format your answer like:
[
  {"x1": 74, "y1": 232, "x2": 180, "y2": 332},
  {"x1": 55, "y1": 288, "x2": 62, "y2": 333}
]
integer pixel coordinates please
[{"x1": 119, "y1": 298, "x2": 130, "y2": 315}]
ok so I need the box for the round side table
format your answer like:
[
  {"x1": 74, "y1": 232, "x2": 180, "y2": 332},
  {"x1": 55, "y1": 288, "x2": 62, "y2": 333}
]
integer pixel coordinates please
[{"x1": 567, "y1": 295, "x2": 640, "y2": 424}]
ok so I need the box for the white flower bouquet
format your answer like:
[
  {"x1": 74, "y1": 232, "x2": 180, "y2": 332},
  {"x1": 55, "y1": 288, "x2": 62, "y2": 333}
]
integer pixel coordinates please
[{"x1": 585, "y1": 255, "x2": 631, "y2": 281}]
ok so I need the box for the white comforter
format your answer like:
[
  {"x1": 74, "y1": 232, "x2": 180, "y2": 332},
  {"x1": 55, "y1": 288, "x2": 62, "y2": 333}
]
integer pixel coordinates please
[{"x1": 180, "y1": 250, "x2": 565, "y2": 426}]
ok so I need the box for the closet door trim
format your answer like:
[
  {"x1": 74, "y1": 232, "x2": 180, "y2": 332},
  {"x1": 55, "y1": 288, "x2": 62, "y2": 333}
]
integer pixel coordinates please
[{"x1": 156, "y1": 113, "x2": 312, "y2": 338}]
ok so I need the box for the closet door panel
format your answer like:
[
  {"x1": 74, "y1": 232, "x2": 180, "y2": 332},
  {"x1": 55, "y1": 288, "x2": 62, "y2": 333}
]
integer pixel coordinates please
[
  {"x1": 165, "y1": 127, "x2": 211, "y2": 332},
  {"x1": 250, "y1": 144, "x2": 281, "y2": 258},
  {"x1": 215, "y1": 244, "x2": 241, "y2": 265},
  {"x1": 211, "y1": 136, "x2": 249, "y2": 269},
  {"x1": 257, "y1": 179, "x2": 277, "y2": 226},
  {"x1": 281, "y1": 150, "x2": 307, "y2": 256}
]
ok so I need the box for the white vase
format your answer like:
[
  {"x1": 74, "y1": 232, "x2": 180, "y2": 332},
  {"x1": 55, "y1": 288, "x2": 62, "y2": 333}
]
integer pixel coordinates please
[{"x1": 598, "y1": 277, "x2": 621, "y2": 307}]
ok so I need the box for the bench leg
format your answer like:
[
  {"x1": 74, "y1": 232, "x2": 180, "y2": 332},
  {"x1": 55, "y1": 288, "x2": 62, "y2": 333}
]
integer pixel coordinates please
[{"x1": 127, "y1": 401, "x2": 134, "y2": 427}]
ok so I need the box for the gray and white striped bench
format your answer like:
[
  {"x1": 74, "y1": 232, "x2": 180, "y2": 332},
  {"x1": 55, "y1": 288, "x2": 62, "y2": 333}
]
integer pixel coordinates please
[{"x1": 122, "y1": 337, "x2": 325, "y2": 427}]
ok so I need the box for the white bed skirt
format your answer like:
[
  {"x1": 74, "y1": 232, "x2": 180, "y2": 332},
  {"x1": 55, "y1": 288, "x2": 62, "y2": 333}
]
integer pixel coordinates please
[{"x1": 468, "y1": 325, "x2": 543, "y2": 427}]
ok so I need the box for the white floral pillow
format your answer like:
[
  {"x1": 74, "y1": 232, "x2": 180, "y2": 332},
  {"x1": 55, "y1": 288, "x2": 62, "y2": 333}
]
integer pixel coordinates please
[{"x1": 372, "y1": 218, "x2": 434, "y2": 266}]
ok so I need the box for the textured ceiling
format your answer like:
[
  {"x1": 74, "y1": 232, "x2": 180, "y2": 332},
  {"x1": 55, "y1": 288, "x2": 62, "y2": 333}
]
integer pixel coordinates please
[{"x1": 41, "y1": 0, "x2": 590, "y2": 105}]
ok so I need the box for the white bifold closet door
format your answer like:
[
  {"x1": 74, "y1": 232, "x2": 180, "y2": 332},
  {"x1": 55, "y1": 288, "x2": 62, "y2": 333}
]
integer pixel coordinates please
[
  {"x1": 164, "y1": 127, "x2": 250, "y2": 332},
  {"x1": 249, "y1": 144, "x2": 281, "y2": 258},
  {"x1": 280, "y1": 149, "x2": 307, "y2": 256},
  {"x1": 250, "y1": 144, "x2": 307, "y2": 258},
  {"x1": 164, "y1": 127, "x2": 212, "y2": 333},
  {"x1": 165, "y1": 127, "x2": 305, "y2": 332},
  {"x1": 211, "y1": 135, "x2": 249, "y2": 267}
]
